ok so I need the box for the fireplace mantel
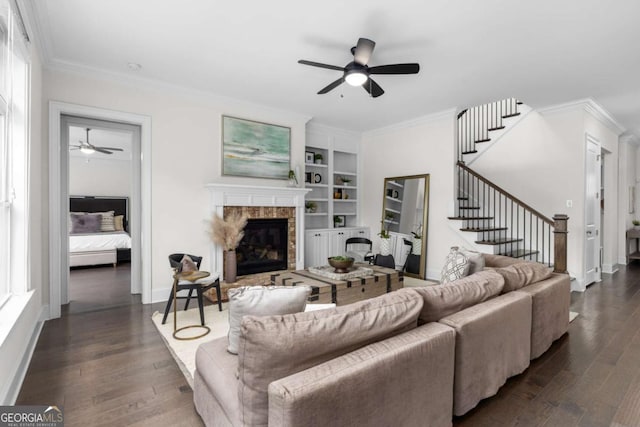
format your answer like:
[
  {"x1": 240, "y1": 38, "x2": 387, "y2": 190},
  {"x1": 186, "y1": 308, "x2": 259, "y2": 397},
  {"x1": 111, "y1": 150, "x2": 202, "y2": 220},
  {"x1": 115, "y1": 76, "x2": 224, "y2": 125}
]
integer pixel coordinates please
[{"x1": 205, "y1": 183, "x2": 311, "y2": 280}]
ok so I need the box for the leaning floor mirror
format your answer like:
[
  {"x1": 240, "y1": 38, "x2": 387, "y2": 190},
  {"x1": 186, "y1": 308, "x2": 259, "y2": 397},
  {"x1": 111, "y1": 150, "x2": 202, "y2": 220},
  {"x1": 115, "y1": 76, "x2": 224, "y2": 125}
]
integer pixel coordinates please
[{"x1": 381, "y1": 174, "x2": 430, "y2": 279}]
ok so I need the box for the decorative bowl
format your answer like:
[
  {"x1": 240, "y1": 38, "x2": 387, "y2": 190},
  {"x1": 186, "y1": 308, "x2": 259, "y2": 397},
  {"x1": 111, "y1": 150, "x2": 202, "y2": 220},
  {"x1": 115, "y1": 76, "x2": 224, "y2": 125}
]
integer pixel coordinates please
[{"x1": 328, "y1": 256, "x2": 355, "y2": 273}]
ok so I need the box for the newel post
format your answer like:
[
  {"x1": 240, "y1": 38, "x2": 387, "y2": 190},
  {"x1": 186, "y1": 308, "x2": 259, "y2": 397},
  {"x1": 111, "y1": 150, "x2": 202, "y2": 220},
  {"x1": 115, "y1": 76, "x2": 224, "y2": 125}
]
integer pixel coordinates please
[{"x1": 552, "y1": 214, "x2": 569, "y2": 274}]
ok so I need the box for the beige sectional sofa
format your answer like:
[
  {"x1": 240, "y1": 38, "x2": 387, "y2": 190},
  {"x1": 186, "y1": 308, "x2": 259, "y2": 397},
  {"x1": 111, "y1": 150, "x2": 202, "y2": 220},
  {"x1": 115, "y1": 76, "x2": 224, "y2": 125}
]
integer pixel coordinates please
[{"x1": 194, "y1": 254, "x2": 570, "y2": 426}]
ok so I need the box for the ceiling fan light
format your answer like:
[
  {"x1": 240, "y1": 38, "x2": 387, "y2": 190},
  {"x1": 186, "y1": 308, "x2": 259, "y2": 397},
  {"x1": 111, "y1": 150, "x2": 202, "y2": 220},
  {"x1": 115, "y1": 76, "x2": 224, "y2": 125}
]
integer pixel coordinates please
[
  {"x1": 345, "y1": 70, "x2": 368, "y2": 86},
  {"x1": 80, "y1": 146, "x2": 95, "y2": 154}
]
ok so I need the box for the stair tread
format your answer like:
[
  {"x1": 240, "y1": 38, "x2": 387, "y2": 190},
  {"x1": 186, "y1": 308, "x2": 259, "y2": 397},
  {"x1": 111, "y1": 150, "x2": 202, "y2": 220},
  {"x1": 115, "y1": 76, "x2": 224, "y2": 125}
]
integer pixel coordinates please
[
  {"x1": 457, "y1": 197, "x2": 469, "y2": 200},
  {"x1": 461, "y1": 150, "x2": 478, "y2": 155},
  {"x1": 499, "y1": 249, "x2": 540, "y2": 258},
  {"x1": 502, "y1": 112, "x2": 521, "y2": 119},
  {"x1": 487, "y1": 126, "x2": 505, "y2": 131},
  {"x1": 448, "y1": 216, "x2": 494, "y2": 220},
  {"x1": 458, "y1": 206, "x2": 481, "y2": 210},
  {"x1": 475, "y1": 138, "x2": 491, "y2": 143},
  {"x1": 460, "y1": 227, "x2": 508, "y2": 232},
  {"x1": 475, "y1": 238, "x2": 523, "y2": 245}
]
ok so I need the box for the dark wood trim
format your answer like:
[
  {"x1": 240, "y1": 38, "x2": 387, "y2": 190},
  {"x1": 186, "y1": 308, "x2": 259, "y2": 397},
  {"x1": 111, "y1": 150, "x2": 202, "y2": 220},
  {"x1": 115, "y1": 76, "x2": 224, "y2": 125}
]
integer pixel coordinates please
[{"x1": 553, "y1": 214, "x2": 569, "y2": 274}]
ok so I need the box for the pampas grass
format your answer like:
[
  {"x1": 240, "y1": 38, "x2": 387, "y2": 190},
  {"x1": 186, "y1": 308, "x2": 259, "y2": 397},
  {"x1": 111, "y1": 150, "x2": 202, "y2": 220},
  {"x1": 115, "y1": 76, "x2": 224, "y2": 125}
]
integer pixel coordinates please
[{"x1": 208, "y1": 212, "x2": 248, "y2": 251}]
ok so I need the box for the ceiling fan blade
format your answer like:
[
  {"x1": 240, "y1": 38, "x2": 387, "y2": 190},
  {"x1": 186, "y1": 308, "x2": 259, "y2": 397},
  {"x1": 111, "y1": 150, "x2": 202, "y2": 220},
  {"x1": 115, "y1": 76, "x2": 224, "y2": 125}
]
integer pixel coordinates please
[
  {"x1": 318, "y1": 77, "x2": 345, "y2": 94},
  {"x1": 368, "y1": 63, "x2": 420, "y2": 75},
  {"x1": 96, "y1": 147, "x2": 124, "y2": 152},
  {"x1": 298, "y1": 60, "x2": 345, "y2": 72},
  {"x1": 362, "y1": 78, "x2": 385, "y2": 98},
  {"x1": 353, "y1": 38, "x2": 375, "y2": 65},
  {"x1": 93, "y1": 147, "x2": 113, "y2": 155}
]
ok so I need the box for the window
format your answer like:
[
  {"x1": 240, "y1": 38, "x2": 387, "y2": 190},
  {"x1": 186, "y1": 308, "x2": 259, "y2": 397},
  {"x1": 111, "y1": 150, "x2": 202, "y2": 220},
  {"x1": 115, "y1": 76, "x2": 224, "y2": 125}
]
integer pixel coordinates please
[{"x1": 0, "y1": 0, "x2": 29, "y2": 307}]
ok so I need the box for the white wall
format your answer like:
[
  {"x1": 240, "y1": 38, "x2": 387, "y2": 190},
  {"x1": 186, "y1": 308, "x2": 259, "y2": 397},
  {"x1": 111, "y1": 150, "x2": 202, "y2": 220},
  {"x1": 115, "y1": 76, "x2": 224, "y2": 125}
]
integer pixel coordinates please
[
  {"x1": 69, "y1": 157, "x2": 132, "y2": 198},
  {"x1": 43, "y1": 68, "x2": 309, "y2": 303},
  {"x1": 360, "y1": 111, "x2": 462, "y2": 280},
  {"x1": 470, "y1": 104, "x2": 620, "y2": 288}
]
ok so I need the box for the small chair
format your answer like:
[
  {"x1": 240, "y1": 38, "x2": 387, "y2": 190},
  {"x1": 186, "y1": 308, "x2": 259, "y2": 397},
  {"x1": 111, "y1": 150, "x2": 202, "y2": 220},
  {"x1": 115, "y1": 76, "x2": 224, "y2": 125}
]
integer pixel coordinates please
[
  {"x1": 345, "y1": 237, "x2": 374, "y2": 263},
  {"x1": 161, "y1": 253, "x2": 222, "y2": 326},
  {"x1": 374, "y1": 254, "x2": 396, "y2": 269}
]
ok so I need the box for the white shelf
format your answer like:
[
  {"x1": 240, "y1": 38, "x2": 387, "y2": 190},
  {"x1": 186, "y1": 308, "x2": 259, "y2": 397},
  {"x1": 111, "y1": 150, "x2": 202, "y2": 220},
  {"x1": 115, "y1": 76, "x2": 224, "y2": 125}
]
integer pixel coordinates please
[
  {"x1": 334, "y1": 213, "x2": 357, "y2": 216},
  {"x1": 305, "y1": 212, "x2": 326, "y2": 216},
  {"x1": 385, "y1": 207, "x2": 401, "y2": 214},
  {"x1": 307, "y1": 198, "x2": 329, "y2": 202},
  {"x1": 305, "y1": 163, "x2": 328, "y2": 168},
  {"x1": 384, "y1": 219, "x2": 399, "y2": 225},
  {"x1": 386, "y1": 196, "x2": 403, "y2": 203},
  {"x1": 334, "y1": 171, "x2": 357, "y2": 177},
  {"x1": 307, "y1": 184, "x2": 328, "y2": 188},
  {"x1": 334, "y1": 199, "x2": 357, "y2": 203},
  {"x1": 334, "y1": 185, "x2": 356, "y2": 189},
  {"x1": 387, "y1": 181, "x2": 404, "y2": 188}
]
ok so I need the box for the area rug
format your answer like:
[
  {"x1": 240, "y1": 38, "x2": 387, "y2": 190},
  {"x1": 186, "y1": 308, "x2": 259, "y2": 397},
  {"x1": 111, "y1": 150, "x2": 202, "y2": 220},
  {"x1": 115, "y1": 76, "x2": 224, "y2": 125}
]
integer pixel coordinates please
[
  {"x1": 151, "y1": 305, "x2": 230, "y2": 387},
  {"x1": 569, "y1": 311, "x2": 579, "y2": 322}
]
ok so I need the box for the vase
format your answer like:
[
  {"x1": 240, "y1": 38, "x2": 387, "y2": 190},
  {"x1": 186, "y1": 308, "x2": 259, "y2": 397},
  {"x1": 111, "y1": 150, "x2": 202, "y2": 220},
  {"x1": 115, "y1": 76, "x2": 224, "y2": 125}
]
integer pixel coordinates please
[
  {"x1": 225, "y1": 250, "x2": 237, "y2": 284},
  {"x1": 380, "y1": 238, "x2": 391, "y2": 256},
  {"x1": 412, "y1": 238, "x2": 422, "y2": 255}
]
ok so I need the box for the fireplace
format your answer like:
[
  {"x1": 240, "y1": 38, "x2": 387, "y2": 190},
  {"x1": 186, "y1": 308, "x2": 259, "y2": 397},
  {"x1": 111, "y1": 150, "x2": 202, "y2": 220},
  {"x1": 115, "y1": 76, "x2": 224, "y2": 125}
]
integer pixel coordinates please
[{"x1": 237, "y1": 218, "x2": 288, "y2": 276}]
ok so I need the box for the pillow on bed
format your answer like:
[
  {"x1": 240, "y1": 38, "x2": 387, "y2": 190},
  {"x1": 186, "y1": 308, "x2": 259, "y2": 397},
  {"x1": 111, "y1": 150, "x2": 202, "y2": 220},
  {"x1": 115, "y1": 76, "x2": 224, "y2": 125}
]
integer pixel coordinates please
[
  {"x1": 114, "y1": 215, "x2": 125, "y2": 231},
  {"x1": 69, "y1": 212, "x2": 84, "y2": 231},
  {"x1": 86, "y1": 210, "x2": 116, "y2": 232},
  {"x1": 70, "y1": 213, "x2": 102, "y2": 234}
]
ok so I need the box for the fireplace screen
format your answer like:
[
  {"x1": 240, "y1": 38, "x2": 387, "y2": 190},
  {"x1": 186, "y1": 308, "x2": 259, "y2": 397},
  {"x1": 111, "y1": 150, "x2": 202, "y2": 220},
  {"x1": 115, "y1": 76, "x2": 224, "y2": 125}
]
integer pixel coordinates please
[{"x1": 236, "y1": 218, "x2": 288, "y2": 276}]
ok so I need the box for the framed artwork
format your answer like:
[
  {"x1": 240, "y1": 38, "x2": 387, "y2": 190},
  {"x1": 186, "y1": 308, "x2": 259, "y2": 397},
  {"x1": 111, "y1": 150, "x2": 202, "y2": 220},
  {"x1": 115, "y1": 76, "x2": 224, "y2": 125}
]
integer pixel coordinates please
[
  {"x1": 305, "y1": 151, "x2": 315, "y2": 164},
  {"x1": 222, "y1": 115, "x2": 291, "y2": 179},
  {"x1": 334, "y1": 215, "x2": 346, "y2": 228}
]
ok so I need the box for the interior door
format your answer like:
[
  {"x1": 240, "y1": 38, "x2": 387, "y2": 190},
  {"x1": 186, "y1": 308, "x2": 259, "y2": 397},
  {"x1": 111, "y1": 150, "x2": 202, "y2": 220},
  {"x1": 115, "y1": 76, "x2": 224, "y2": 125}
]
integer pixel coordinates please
[{"x1": 584, "y1": 135, "x2": 601, "y2": 285}]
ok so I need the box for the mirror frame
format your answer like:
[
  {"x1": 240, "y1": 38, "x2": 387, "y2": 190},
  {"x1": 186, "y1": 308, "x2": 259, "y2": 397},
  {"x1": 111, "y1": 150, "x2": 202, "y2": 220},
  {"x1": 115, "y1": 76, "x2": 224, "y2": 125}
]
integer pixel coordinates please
[{"x1": 381, "y1": 174, "x2": 430, "y2": 279}]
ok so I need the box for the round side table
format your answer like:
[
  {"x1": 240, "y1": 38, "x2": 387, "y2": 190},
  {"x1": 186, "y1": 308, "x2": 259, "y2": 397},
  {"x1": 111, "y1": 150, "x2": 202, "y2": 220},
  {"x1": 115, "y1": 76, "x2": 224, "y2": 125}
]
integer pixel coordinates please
[{"x1": 172, "y1": 270, "x2": 212, "y2": 340}]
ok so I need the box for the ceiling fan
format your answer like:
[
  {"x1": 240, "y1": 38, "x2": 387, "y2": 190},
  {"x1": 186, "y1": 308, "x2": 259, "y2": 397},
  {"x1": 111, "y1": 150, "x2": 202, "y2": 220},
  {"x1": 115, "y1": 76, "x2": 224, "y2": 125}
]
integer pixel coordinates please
[
  {"x1": 298, "y1": 37, "x2": 420, "y2": 98},
  {"x1": 69, "y1": 128, "x2": 124, "y2": 155}
]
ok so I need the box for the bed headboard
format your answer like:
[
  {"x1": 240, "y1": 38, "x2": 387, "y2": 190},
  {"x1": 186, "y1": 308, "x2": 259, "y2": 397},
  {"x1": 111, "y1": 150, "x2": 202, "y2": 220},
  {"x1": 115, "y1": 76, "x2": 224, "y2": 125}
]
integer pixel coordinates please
[{"x1": 70, "y1": 196, "x2": 129, "y2": 230}]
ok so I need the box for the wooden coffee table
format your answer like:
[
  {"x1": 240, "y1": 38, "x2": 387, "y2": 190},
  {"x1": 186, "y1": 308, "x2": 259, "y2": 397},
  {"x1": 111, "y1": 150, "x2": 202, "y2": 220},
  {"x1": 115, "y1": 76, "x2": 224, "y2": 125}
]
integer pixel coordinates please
[{"x1": 271, "y1": 263, "x2": 403, "y2": 306}]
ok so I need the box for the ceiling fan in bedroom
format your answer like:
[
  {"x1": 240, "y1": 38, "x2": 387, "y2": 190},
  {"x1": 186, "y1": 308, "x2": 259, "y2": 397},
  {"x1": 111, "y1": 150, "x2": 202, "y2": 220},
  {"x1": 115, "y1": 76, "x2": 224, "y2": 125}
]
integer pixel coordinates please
[
  {"x1": 298, "y1": 37, "x2": 420, "y2": 98},
  {"x1": 69, "y1": 128, "x2": 124, "y2": 155}
]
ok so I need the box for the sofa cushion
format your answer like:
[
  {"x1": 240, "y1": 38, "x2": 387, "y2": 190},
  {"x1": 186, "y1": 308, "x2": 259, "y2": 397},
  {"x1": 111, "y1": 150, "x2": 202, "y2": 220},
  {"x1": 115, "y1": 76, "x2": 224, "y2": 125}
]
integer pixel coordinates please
[
  {"x1": 490, "y1": 262, "x2": 553, "y2": 293},
  {"x1": 409, "y1": 270, "x2": 505, "y2": 323},
  {"x1": 483, "y1": 253, "x2": 521, "y2": 268},
  {"x1": 227, "y1": 286, "x2": 312, "y2": 354},
  {"x1": 237, "y1": 290, "x2": 424, "y2": 427},
  {"x1": 441, "y1": 247, "x2": 470, "y2": 284},
  {"x1": 456, "y1": 247, "x2": 486, "y2": 275}
]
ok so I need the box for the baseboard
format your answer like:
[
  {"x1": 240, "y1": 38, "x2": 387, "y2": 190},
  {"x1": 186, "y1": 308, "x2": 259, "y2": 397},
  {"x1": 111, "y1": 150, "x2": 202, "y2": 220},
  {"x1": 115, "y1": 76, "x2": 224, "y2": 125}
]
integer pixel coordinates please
[
  {"x1": 570, "y1": 276, "x2": 586, "y2": 292},
  {"x1": 4, "y1": 304, "x2": 46, "y2": 404},
  {"x1": 152, "y1": 286, "x2": 171, "y2": 305},
  {"x1": 602, "y1": 263, "x2": 619, "y2": 274}
]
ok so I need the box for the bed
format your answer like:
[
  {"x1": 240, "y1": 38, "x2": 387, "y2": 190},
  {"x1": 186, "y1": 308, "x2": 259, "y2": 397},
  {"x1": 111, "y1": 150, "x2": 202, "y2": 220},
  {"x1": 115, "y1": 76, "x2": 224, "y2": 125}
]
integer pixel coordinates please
[{"x1": 69, "y1": 196, "x2": 132, "y2": 267}]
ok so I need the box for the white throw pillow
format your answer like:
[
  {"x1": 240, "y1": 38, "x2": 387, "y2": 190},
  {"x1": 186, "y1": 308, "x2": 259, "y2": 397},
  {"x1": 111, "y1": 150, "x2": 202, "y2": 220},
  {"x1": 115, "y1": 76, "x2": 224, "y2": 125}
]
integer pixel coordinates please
[
  {"x1": 440, "y1": 247, "x2": 470, "y2": 284},
  {"x1": 227, "y1": 286, "x2": 312, "y2": 354},
  {"x1": 456, "y1": 246, "x2": 485, "y2": 275}
]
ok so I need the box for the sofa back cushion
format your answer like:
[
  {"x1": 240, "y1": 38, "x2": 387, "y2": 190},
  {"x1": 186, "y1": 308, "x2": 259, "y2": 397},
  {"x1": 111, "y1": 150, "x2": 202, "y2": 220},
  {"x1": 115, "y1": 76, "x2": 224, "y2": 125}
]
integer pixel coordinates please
[
  {"x1": 483, "y1": 253, "x2": 522, "y2": 268},
  {"x1": 409, "y1": 270, "x2": 505, "y2": 323},
  {"x1": 237, "y1": 290, "x2": 424, "y2": 426},
  {"x1": 490, "y1": 262, "x2": 553, "y2": 293}
]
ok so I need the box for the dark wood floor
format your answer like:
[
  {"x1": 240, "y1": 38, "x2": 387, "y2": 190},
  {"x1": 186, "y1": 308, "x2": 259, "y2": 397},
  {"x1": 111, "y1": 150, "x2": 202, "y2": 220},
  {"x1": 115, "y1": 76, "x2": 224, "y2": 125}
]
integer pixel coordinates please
[
  {"x1": 17, "y1": 264, "x2": 640, "y2": 426},
  {"x1": 66, "y1": 263, "x2": 137, "y2": 314}
]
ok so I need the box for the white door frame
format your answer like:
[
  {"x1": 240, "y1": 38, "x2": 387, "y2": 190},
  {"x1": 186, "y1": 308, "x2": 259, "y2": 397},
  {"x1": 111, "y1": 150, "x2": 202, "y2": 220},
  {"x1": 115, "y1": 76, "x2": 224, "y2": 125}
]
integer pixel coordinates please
[
  {"x1": 49, "y1": 101, "x2": 152, "y2": 319},
  {"x1": 583, "y1": 133, "x2": 601, "y2": 289}
]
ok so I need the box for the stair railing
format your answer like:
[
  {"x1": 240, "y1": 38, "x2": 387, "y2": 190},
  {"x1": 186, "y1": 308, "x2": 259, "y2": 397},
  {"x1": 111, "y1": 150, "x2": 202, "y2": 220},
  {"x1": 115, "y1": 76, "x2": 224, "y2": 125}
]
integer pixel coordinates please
[
  {"x1": 457, "y1": 161, "x2": 568, "y2": 273},
  {"x1": 457, "y1": 97, "x2": 521, "y2": 161}
]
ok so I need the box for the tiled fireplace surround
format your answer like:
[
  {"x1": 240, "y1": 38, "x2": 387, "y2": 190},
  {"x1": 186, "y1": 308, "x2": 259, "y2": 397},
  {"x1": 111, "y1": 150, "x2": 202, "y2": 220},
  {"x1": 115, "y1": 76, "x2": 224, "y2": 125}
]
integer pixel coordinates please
[{"x1": 206, "y1": 184, "x2": 311, "y2": 282}]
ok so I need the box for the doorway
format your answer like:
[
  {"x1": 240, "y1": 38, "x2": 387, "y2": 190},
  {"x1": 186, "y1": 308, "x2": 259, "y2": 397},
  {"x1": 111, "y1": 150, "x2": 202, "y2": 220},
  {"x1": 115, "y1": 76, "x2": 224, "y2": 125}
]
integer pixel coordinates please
[
  {"x1": 64, "y1": 115, "x2": 139, "y2": 313},
  {"x1": 584, "y1": 134, "x2": 602, "y2": 286},
  {"x1": 49, "y1": 102, "x2": 152, "y2": 319}
]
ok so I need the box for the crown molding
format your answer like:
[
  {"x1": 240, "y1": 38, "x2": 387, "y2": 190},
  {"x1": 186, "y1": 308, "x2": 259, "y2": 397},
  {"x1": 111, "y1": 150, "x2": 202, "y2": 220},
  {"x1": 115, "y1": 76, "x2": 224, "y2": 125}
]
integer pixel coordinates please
[
  {"x1": 362, "y1": 107, "x2": 457, "y2": 139},
  {"x1": 620, "y1": 131, "x2": 640, "y2": 145},
  {"x1": 45, "y1": 58, "x2": 313, "y2": 125},
  {"x1": 17, "y1": 0, "x2": 53, "y2": 63},
  {"x1": 537, "y1": 98, "x2": 626, "y2": 135}
]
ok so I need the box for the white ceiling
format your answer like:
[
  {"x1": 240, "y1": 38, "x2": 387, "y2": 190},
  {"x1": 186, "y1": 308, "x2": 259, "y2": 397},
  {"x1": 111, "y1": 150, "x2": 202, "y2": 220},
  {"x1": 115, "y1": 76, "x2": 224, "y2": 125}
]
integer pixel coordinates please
[
  {"x1": 68, "y1": 126, "x2": 132, "y2": 160},
  {"x1": 30, "y1": 0, "x2": 640, "y2": 135}
]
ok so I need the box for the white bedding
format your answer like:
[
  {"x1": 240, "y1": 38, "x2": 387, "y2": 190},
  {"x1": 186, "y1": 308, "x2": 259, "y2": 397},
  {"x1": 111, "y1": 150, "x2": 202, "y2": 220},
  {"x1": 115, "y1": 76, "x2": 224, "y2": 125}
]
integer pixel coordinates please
[{"x1": 69, "y1": 231, "x2": 131, "y2": 253}]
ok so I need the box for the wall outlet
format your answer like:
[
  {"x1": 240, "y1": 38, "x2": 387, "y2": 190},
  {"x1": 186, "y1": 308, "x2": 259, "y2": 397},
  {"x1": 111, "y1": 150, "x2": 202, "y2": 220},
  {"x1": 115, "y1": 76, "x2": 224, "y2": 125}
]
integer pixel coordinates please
[{"x1": 566, "y1": 200, "x2": 573, "y2": 208}]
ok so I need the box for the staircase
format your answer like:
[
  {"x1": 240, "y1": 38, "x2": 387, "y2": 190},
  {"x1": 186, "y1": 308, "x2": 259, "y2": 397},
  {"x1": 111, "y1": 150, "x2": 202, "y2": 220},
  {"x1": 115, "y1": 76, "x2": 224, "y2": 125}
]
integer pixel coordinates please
[{"x1": 450, "y1": 98, "x2": 568, "y2": 273}]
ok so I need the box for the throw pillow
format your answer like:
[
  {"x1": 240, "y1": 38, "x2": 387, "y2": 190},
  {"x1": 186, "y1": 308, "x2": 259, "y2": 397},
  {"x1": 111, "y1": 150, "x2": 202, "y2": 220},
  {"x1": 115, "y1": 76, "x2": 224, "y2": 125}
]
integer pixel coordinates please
[
  {"x1": 227, "y1": 286, "x2": 312, "y2": 355},
  {"x1": 114, "y1": 215, "x2": 124, "y2": 231},
  {"x1": 70, "y1": 213, "x2": 102, "y2": 234},
  {"x1": 180, "y1": 255, "x2": 198, "y2": 273},
  {"x1": 441, "y1": 247, "x2": 470, "y2": 284},
  {"x1": 491, "y1": 262, "x2": 553, "y2": 293},
  {"x1": 409, "y1": 270, "x2": 504, "y2": 323},
  {"x1": 86, "y1": 210, "x2": 116, "y2": 232},
  {"x1": 456, "y1": 246, "x2": 485, "y2": 275}
]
